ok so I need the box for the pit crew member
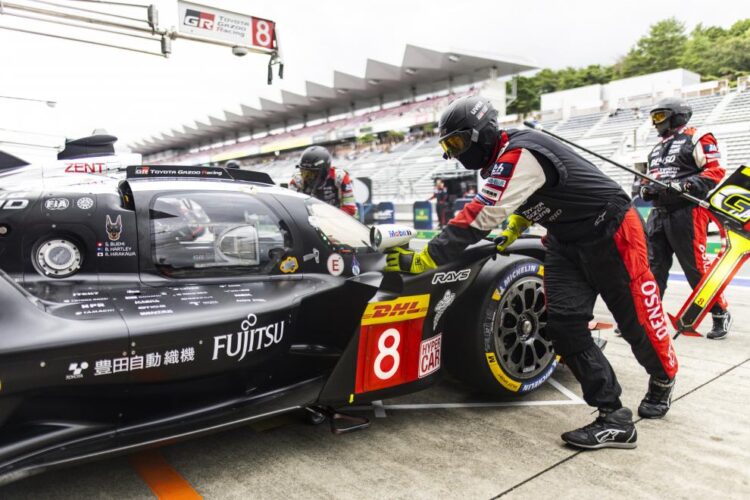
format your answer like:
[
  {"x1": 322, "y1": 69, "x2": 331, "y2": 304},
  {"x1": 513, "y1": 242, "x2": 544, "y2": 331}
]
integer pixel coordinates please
[
  {"x1": 289, "y1": 146, "x2": 357, "y2": 216},
  {"x1": 385, "y1": 96, "x2": 679, "y2": 450},
  {"x1": 643, "y1": 97, "x2": 730, "y2": 340}
]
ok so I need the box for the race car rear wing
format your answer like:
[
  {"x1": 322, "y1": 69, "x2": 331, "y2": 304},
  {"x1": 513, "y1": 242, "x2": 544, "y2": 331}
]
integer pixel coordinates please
[{"x1": 126, "y1": 165, "x2": 274, "y2": 185}]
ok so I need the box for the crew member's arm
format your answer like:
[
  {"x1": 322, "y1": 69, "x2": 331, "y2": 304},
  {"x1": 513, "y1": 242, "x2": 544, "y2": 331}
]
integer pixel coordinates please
[
  {"x1": 288, "y1": 173, "x2": 302, "y2": 192},
  {"x1": 337, "y1": 170, "x2": 357, "y2": 216},
  {"x1": 427, "y1": 148, "x2": 547, "y2": 264},
  {"x1": 685, "y1": 132, "x2": 725, "y2": 197}
]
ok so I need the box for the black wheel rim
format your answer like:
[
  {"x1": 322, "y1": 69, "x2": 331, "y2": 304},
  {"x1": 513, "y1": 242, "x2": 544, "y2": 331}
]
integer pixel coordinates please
[{"x1": 493, "y1": 276, "x2": 553, "y2": 380}]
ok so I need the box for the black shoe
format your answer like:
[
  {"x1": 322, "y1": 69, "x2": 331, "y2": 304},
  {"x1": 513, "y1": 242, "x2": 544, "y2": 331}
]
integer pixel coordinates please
[
  {"x1": 561, "y1": 407, "x2": 637, "y2": 449},
  {"x1": 707, "y1": 312, "x2": 732, "y2": 340},
  {"x1": 638, "y1": 376, "x2": 675, "y2": 419}
]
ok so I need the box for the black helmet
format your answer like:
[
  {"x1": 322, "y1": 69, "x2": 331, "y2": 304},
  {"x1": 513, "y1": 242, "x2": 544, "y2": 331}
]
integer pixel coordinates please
[
  {"x1": 224, "y1": 160, "x2": 241, "y2": 169},
  {"x1": 296, "y1": 146, "x2": 331, "y2": 188},
  {"x1": 650, "y1": 97, "x2": 693, "y2": 138},
  {"x1": 438, "y1": 96, "x2": 499, "y2": 170}
]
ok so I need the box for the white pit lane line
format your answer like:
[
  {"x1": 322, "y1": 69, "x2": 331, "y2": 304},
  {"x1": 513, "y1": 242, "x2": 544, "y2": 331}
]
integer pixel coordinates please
[{"x1": 348, "y1": 378, "x2": 585, "y2": 417}]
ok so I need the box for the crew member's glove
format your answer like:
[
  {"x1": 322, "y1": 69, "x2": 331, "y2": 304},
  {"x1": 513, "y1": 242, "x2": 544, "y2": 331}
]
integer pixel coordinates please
[
  {"x1": 384, "y1": 246, "x2": 437, "y2": 274},
  {"x1": 639, "y1": 184, "x2": 659, "y2": 201},
  {"x1": 666, "y1": 180, "x2": 686, "y2": 193},
  {"x1": 495, "y1": 214, "x2": 532, "y2": 252}
]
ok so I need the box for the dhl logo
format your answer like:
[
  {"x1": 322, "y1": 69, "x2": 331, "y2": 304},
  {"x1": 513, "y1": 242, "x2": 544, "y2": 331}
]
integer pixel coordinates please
[{"x1": 361, "y1": 294, "x2": 430, "y2": 325}]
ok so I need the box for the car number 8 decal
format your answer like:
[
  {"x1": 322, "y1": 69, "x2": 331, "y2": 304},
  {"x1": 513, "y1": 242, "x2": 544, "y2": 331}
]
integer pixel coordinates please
[{"x1": 373, "y1": 328, "x2": 400, "y2": 380}]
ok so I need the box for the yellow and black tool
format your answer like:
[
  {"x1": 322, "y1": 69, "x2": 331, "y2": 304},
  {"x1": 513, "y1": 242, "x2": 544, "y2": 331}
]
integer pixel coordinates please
[
  {"x1": 669, "y1": 167, "x2": 750, "y2": 337},
  {"x1": 524, "y1": 120, "x2": 750, "y2": 338}
]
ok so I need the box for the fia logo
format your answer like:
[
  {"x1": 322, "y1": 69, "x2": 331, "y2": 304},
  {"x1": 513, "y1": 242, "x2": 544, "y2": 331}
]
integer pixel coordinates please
[
  {"x1": 106, "y1": 215, "x2": 123, "y2": 241},
  {"x1": 45, "y1": 198, "x2": 70, "y2": 211}
]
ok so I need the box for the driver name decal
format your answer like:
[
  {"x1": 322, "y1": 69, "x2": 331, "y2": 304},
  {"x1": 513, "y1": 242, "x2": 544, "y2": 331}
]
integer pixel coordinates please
[
  {"x1": 212, "y1": 313, "x2": 286, "y2": 361},
  {"x1": 98, "y1": 214, "x2": 136, "y2": 257}
]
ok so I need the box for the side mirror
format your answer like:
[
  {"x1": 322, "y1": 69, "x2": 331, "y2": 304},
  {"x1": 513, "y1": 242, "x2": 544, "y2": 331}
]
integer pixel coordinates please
[{"x1": 216, "y1": 225, "x2": 260, "y2": 265}]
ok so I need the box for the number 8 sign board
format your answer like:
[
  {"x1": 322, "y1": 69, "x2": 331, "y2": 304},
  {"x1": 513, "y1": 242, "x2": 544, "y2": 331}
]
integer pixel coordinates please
[
  {"x1": 178, "y1": 1, "x2": 276, "y2": 50},
  {"x1": 355, "y1": 294, "x2": 435, "y2": 394}
]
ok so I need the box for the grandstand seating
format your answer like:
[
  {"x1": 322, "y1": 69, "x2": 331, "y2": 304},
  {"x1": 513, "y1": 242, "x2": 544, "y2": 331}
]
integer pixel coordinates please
[
  {"x1": 553, "y1": 112, "x2": 605, "y2": 139},
  {"x1": 722, "y1": 131, "x2": 750, "y2": 168},
  {"x1": 718, "y1": 89, "x2": 750, "y2": 124},
  {"x1": 153, "y1": 84, "x2": 750, "y2": 203}
]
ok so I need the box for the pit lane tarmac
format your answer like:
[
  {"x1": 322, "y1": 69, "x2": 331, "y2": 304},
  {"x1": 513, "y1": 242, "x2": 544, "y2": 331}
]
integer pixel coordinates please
[{"x1": 3, "y1": 280, "x2": 749, "y2": 499}]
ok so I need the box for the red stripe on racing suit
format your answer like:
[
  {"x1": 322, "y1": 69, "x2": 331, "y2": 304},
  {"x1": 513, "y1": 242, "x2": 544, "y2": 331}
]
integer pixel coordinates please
[
  {"x1": 613, "y1": 209, "x2": 678, "y2": 379},
  {"x1": 692, "y1": 132, "x2": 724, "y2": 185}
]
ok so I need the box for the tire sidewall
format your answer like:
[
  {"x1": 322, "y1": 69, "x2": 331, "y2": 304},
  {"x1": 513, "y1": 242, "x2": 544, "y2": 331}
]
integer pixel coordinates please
[{"x1": 479, "y1": 259, "x2": 559, "y2": 395}]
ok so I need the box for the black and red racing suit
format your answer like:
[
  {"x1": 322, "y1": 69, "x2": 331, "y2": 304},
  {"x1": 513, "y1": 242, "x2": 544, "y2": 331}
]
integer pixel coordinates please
[
  {"x1": 645, "y1": 126, "x2": 727, "y2": 314},
  {"x1": 289, "y1": 166, "x2": 357, "y2": 217},
  {"x1": 428, "y1": 128, "x2": 678, "y2": 410}
]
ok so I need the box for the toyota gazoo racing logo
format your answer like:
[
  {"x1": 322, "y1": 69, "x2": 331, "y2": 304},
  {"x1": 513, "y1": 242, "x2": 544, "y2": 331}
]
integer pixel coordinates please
[
  {"x1": 66, "y1": 361, "x2": 89, "y2": 380},
  {"x1": 134, "y1": 167, "x2": 150, "y2": 175},
  {"x1": 212, "y1": 313, "x2": 286, "y2": 362},
  {"x1": 431, "y1": 269, "x2": 471, "y2": 285},
  {"x1": 641, "y1": 280, "x2": 669, "y2": 341},
  {"x1": 184, "y1": 8, "x2": 215, "y2": 30}
]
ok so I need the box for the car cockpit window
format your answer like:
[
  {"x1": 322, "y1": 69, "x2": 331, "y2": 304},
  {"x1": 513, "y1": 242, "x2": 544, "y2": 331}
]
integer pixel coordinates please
[
  {"x1": 150, "y1": 191, "x2": 290, "y2": 277},
  {"x1": 306, "y1": 198, "x2": 373, "y2": 252}
]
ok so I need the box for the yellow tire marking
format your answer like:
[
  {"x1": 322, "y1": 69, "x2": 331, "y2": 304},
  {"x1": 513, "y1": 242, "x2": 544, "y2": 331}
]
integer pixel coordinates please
[{"x1": 485, "y1": 353, "x2": 521, "y2": 392}]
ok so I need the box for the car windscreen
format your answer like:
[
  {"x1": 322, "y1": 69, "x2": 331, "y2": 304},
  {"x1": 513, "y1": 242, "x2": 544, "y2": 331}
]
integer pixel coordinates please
[
  {"x1": 150, "y1": 191, "x2": 291, "y2": 278},
  {"x1": 305, "y1": 198, "x2": 372, "y2": 252}
]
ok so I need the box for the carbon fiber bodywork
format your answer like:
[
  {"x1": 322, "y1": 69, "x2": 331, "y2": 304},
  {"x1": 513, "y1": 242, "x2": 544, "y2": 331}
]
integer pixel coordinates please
[{"x1": 0, "y1": 158, "x2": 545, "y2": 483}]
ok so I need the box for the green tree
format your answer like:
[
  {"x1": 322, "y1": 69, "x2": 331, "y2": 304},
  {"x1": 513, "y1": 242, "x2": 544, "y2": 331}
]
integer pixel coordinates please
[
  {"x1": 680, "y1": 24, "x2": 727, "y2": 79},
  {"x1": 506, "y1": 17, "x2": 750, "y2": 116},
  {"x1": 616, "y1": 18, "x2": 687, "y2": 77},
  {"x1": 508, "y1": 65, "x2": 613, "y2": 115}
]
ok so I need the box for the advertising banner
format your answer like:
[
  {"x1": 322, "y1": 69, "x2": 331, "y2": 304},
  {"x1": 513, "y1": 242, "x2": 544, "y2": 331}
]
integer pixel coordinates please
[
  {"x1": 177, "y1": 1, "x2": 276, "y2": 51},
  {"x1": 413, "y1": 201, "x2": 432, "y2": 230},
  {"x1": 372, "y1": 202, "x2": 396, "y2": 224}
]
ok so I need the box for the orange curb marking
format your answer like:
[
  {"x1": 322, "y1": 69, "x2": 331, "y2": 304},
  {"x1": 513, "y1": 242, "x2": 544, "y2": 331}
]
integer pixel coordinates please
[{"x1": 129, "y1": 450, "x2": 202, "y2": 500}]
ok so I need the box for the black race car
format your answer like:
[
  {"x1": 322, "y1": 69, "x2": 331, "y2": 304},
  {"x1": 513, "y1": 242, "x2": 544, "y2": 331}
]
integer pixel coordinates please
[{"x1": 0, "y1": 145, "x2": 555, "y2": 484}]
